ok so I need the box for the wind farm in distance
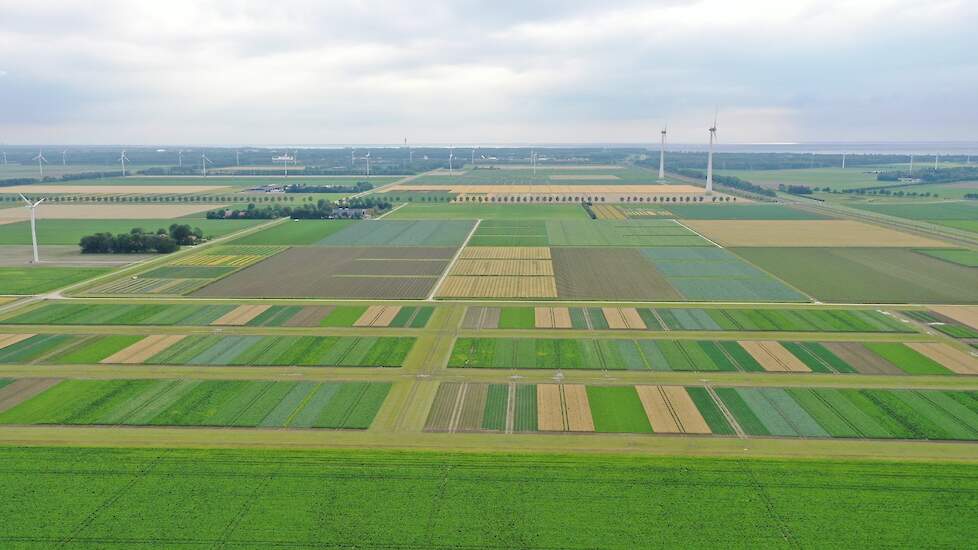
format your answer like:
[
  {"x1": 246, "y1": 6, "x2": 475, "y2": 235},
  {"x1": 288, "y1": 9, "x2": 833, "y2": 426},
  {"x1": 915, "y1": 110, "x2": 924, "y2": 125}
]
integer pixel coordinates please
[{"x1": 1, "y1": 1, "x2": 978, "y2": 547}]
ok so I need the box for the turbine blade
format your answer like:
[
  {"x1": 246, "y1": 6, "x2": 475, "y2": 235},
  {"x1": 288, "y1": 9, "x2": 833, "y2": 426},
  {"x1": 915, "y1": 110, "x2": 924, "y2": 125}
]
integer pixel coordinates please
[
  {"x1": 19, "y1": 193, "x2": 30, "y2": 205},
  {"x1": 34, "y1": 198, "x2": 45, "y2": 206}
]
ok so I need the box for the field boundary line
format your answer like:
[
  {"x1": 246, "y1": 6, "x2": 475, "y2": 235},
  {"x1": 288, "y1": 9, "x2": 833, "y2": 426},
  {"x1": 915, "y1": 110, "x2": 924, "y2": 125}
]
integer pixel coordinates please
[
  {"x1": 373, "y1": 202, "x2": 406, "y2": 220},
  {"x1": 426, "y1": 219, "x2": 481, "y2": 301},
  {"x1": 671, "y1": 218, "x2": 723, "y2": 248},
  {"x1": 505, "y1": 382, "x2": 516, "y2": 434}
]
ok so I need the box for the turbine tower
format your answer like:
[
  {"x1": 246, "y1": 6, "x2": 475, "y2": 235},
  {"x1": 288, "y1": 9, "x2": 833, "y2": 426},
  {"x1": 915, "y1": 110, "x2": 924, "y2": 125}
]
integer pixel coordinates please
[
  {"x1": 658, "y1": 126, "x2": 667, "y2": 180},
  {"x1": 531, "y1": 150, "x2": 537, "y2": 176},
  {"x1": 19, "y1": 194, "x2": 44, "y2": 264},
  {"x1": 2, "y1": 151, "x2": 6, "y2": 166},
  {"x1": 119, "y1": 150, "x2": 129, "y2": 177},
  {"x1": 201, "y1": 153, "x2": 213, "y2": 177},
  {"x1": 33, "y1": 151, "x2": 48, "y2": 178},
  {"x1": 706, "y1": 111, "x2": 718, "y2": 194},
  {"x1": 448, "y1": 147, "x2": 454, "y2": 174},
  {"x1": 62, "y1": 150, "x2": 68, "y2": 166},
  {"x1": 365, "y1": 152, "x2": 370, "y2": 177},
  {"x1": 909, "y1": 153, "x2": 914, "y2": 176},
  {"x1": 842, "y1": 152, "x2": 846, "y2": 169},
  {"x1": 934, "y1": 154, "x2": 939, "y2": 169},
  {"x1": 236, "y1": 150, "x2": 240, "y2": 166},
  {"x1": 178, "y1": 150, "x2": 183, "y2": 168}
]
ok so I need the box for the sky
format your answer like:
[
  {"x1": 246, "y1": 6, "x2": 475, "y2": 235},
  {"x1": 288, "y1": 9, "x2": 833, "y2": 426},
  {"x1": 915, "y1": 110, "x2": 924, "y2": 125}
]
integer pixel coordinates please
[{"x1": 1, "y1": 0, "x2": 977, "y2": 145}]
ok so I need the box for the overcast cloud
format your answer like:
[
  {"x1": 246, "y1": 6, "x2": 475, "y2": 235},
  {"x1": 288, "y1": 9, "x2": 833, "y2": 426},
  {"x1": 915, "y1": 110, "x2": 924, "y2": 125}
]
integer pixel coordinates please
[{"x1": 1, "y1": 0, "x2": 976, "y2": 145}]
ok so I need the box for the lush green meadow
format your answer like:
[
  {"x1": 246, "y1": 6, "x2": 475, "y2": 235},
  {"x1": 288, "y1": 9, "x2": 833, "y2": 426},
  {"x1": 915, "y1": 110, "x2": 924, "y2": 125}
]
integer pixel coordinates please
[
  {"x1": 317, "y1": 220, "x2": 475, "y2": 246},
  {"x1": 0, "y1": 267, "x2": 109, "y2": 294},
  {"x1": 386, "y1": 202, "x2": 590, "y2": 220},
  {"x1": 717, "y1": 167, "x2": 885, "y2": 190},
  {"x1": 1, "y1": 447, "x2": 975, "y2": 547},
  {"x1": 0, "y1": 218, "x2": 263, "y2": 245},
  {"x1": 0, "y1": 379, "x2": 389, "y2": 428},
  {"x1": 231, "y1": 219, "x2": 355, "y2": 245}
]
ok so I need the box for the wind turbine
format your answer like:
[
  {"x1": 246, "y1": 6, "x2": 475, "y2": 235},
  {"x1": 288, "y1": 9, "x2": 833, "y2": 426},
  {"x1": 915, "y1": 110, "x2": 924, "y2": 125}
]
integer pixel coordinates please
[
  {"x1": 236, "y1": 150, "x2": 240, "y2": 166},
  {"x1": 351, "y1": 149, "x2": 356, "y2": 167},
  {"x1": 448, "y1": 147, "x2": 454, "y2": 174},
  {"x1": 531, "y1": 149, "x2": 537, "y2": 176},
  {"x1": 201, "y1": 153, "x2": 213, "y2": 177},
  {"x1": 658, "y1": 125, "x2": 667, "y2": 180},
  {"x1": 33, "y1": 151, "x2": 48, "y2": 178},
  {"x1": 471, "y1": 147, "x2": 476, "y2": 166},
  {"x1": 706, "y1": 111, "x2": 718, "y2": 194},
  {"x1": 62, "y1": 150, "x2": 68, "y2": 166},
  {"x1": 842, "y1": 152, "x2": 846, "y2": 169},
  {"x1": 365, "y1": 152, "x2": 371, "y2": 176},
  {"x1": 1, "y1": 151, "x2": 6, "y2": 166},
  {"x1": 119, "y1": 150, "x2": 129, "y2": 177},
  {"x1": 934, "y1": 154, "x2": 939, "y2": 169},
  {"x1": 178, "y1": 150, "x2": 183, "y2": 168},
  {"x1": 909, "y1": 153, "x2": 914, "y2": 176},
  {"x1": 19, "y1": 194, "x2": 44, "y2": 264}
]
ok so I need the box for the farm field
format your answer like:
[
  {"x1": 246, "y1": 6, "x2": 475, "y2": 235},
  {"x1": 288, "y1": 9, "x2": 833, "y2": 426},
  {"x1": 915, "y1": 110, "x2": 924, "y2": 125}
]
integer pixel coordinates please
[
  {"x1": 469, "y1": 219, "x2": 710, "y2": 247},
  {"x1": 0, "y1": 204, "x2": 223, "y2": 221},
  {"x1": 1, "y1": 301, "x2": 434, "y2": 328},
  {"x1": 82, "y1": 245, "x2": 285, "y2": 296},
  {"x1": 682, "y1": 219, "x2": 949, "y2": 247},
  {"x1": 901, "y1": 309, "x2": 978, "y2": 339},
  {"x1": 914, "y1": 248, "x2": 978, "y2": 267},
  {"x1": 461, "y1": 305, "x2": 913, "y2": 332},
  {"x1": 447, "y1": 337, "x2": 969, "y2": 374},
  {"x1": 316, "y1": 220, "x2": 475, "y2": 246},
  {"x1": 717, "y1": 167, "x2": 886, "y2": 190},
  {"x1": 0, "y1": 218, "x2": 263, "y2": 245},
  {"x1": 385, "y1": 203, "x2": 590, "y2": 220},
  {"x1": 1, "y1": 447, "x2": 974, "y2": 548},
  {"x1": 667, "y1": 203, "x2": 828, "y2": 219},
  {"x1": 193, "y1": 246, "x2": 453, "y2": 298},
  {"x1": 0, "y1": 245, "x2": 154, "y2": 267},
  {"x1": 734, "y1": 247, "x2": 978, "y2": 303},
  {"x1": 231, "y1": 219, "x2": 355, "y2": 245},
  {"x1": 0, "y1": 333, "x2": 416, "y2": 367},
  {"x1": 424, "y1": 381, "x2": 978, "y2": 440},
  {"x1": 410, "y1": 165, "x2": 661, "y2": 185},
  {"x1": 0, "y1": 184, "x2": 231, "y2": 195},
  {"x1": 0, "y1": 267, "x2": 110, "y2": 294},
  {"x1": 849, "y1": 200, "x2": 978, "y2": 220},
  {"x1": 0, "y1": 379, "x2": 390, "y2": 428}
]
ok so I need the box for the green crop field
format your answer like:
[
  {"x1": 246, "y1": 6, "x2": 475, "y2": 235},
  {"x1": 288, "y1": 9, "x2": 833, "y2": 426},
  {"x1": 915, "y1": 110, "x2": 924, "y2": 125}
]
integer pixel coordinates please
[
  {"x1": 0, "y1": 266, "x2": 110, "y2": 294},
  {"x1": 385, "y1": 203, "x2": 590, "y2": 220},
  {"x1": 850, "y1": 200, "x2": 978, "y2": 220},
  {"x1": 231, "y1": 219, "x2": 355, "y2": 244},
  {"x1": 316, "y1": 220, "x2": 475, "y2": 246},
  {"x1": 0, "y1": 379, "x2": 390, "y2": 428},
  {"x1": 717, "y1": 167, "x2": 886, "y2": 190},
  {"x1": 0, "y1": 447, "x2": 974, "y2": 547},
  {"x1": 410, "y1": 165, "x2": 660, "y2": 185},
  {"x1": 667, "y1": 203, "x2": 828, "y2": 219},
  {"x1": 0, "y1": 218, "x2": 263, "y2": 245},
  {"x1": 914, "y1": 248, "x2": 978, "y2": 267},
  {"x1": 734, "y1": 247, "x2": 978, "y2": 303}
]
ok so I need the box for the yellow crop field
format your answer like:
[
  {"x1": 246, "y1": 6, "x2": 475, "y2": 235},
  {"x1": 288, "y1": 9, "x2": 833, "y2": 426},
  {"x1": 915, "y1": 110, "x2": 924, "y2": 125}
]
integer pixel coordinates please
[
  {"x1": 681, "y1": 220, "x2": 949, "y2": 247},
  {"x1": 459, "y1": 247, "x2": 551, "y2": 260},
  {"x1": 451, "y1": 259, "x2": 553, "y2": 276},
  {"x1": 437, "y1": 276, "x2": 557, "y2": 298}
]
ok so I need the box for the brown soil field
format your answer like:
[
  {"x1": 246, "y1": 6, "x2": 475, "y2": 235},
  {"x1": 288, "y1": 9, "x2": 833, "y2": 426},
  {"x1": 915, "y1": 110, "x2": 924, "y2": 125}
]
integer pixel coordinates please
[
  {"x1": 552, "y1": 248, "x2": 681, "y2": 301},
  {"x1": 0, "y1": 204, "x2": 222, "y2": 221},
  {"x1": 537, "y1": 384, "x2": 565, "y2": 431},
  {"x1": 372, "y1": 306, "x2": 402, "y2": 327},
  {"x1": 353, "y1": 305, "x2": 386, "y2": 327},
  {"x1": 661, "y1": 386, "x2": 712, "y2": 434},
  {"x1": 457, "y1": 383, "x2": 488, "y2": 432},
  {"x1": 822, "y1": 343, "x2": 903, "y2": 375},
  {"x1": 620, "y1": 308, "x2": 647, "y2": 329},
  {"x1": 549, "y1": 174, "x2": 621, "y2": 180},
  {"x1": 460, "y1": 247, "x2": 551, "y2": 260},
  {"x1": 906, "y1": 343, "x2": 978, "y2": 375},
  {"x1": 425, "y1": 383, "x2": 462, "y2": 432},
  {"x1": 681, "y1": 220, "x2": 948, "y2": 247},
  {"x1": 461, "y1": 307, "x2": 501, "y2": 329},
  {"x1": 552, "y1": 307, "x2": 572, "y2": 328},
  {"x1": 592, "y1": 205, "x2": 626, "y2": 220},
  {"x1": 635, "y1": 385, "x2": 681, "y2": 433},
  {"x1": 338, "y1": 259, "x2": 447, "y2": 276},
  {"x1": 101, "y1": 334, "x2": 186, "y2": 364},
  {"x1": 451, "y1": 259, "x2": 554, "y2": 276},
  {"x1": 193, "y1": 247, "x2": 450, "y2": 299},
  {"x1": 282, "y1": 306, "x2": 334, "y2": 327},
  {"x1": 0, "y1": 334, "x2": 36, "y2": 351},
  {"x1": 0, "y1": 185, "x2": 229, "y2": 195},
  {"x1": 739, "y1": 341, "x2": 811, "y2": 373},
  {"x1": 0, "y1": 378, "x2": 61, "y2": 412},
  {"x1": 437, "y1": 276, "x2": 558, "y2": 299},
  {"x1": 211, "y1": 305, "x2": 271, "y2": 326},
  {"x1": 535, "y1": 307, "x2": 554, "y2": 329},
  {"x1": 563, "y1": 385, "x2": 595, "y2": 432},
  {"x1": 931, "y1": 306, "x2": 978, "y2": 331},
  {"x1": 602, "y1": 308, "x2": 628, "y2": 329}
]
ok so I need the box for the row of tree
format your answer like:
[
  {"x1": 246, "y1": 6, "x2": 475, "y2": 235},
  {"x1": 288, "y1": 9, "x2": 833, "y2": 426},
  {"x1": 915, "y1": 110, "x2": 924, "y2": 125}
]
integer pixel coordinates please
[
  {"x1": 877, "y1": 166, "x2": 978, "y2": 183},
  {"x1": 284, "y1": 181, "x2": 372, "y2": 193},
  {"x1": 671, "y1": 169, "x2": 776, "y2": 197},
  {"x1": 79, "y1": 224, "x2": 203, "y2": 254},
  {"x1": 206, "y1": 197, "x2": 392, "y2": 220}
]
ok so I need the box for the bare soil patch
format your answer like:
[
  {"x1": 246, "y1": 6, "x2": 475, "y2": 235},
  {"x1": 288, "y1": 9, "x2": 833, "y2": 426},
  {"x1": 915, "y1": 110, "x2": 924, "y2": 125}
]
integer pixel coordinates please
[{"x1": 682, "y1": 220, "x2": 947, "y2": 247}]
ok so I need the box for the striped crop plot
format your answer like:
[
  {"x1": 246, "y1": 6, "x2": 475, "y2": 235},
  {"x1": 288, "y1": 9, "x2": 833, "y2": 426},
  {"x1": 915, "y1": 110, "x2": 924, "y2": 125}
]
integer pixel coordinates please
[
  {"x1": 82, "y1": 245, "x2": 286, "y2": 297},
  {"x1": 462, "y1": 306, "x2": 914, "y2": 333},
  {"x1": 0, "y1": 379, "x2": 391, "y2": 429},
  {"x1": 315, "y1": 220, "x2": 476, "y2": 246},
  {"x1": 438, "y1": 246, "x2": 557, "y2": 299},
  {"x1": 1, "y1": 302, "x2": 435, "y2": 329},
  {"x1": 905, "y1": 307, "x2": 978, "y2": 339},
  {"x1": 193, "y1": 246, "x2": 455, "y2": 299},
  {"x1": 0, "y1": 333, "x2": 416, "y2": 367},
  {"x1": 425, "y1": 382, "x2": 978, "y2": 440},
  {"x1": 447, "y1": 337, "x2": 968, "y2": 375}
]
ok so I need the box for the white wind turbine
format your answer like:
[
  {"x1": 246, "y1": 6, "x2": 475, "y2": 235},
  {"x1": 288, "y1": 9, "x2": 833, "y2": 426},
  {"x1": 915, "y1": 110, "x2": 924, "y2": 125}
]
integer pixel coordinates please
[
  {"x1": 842, "y1": 152, "x2": 846, "y2": 169},
  {"x1": 2, "y1": 151, "x2": 6, "y2": 166},
  {"x1": 934, "y1": 153, "x2": 939, "y2": 169},
  {"x1": 119, "y1": 150, "x2": 129, "y2": 177},
  {"x1": 62, "y1": 149, "x2": 68, "y2": 166},
  {"x1": 19, "y1": 194, "x2": 44, "y2": 264},
  {"x1": 448, "y1": 147, "x2": 454, "y2": 174},
  {"x1": 365, "y1": 152, "x2": 371, "y2": 176},
  {"x1": 706, "y1": 111, "x2": 718, "y2": 194},
  {"x1": 236, "y1": 150, "x2": 240, "y2": 166},
  {"x1": 909, "y1": 153, "x2": 914, "y2": 176},
  {"x1": 658, "y1": 125, "x2": 667, "y2": 180},
  {"x1": 201, "y1": 153, "x2": 213, "y2": 177},
  {"x1": 178, "y1": 150, "x2": 183, "y2": 168},
  {"x1": 531, "y1": 149, "x2": 537, "y2": 176},
  {"x1": 33, "y1": 151, "x2": 48, "y2": 178}
]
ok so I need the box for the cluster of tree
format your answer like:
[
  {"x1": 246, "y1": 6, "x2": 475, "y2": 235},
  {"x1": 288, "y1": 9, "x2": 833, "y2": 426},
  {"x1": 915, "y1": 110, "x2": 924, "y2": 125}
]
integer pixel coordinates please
[
  {"x1": 207, "y1": 197, "x2": 392, "y2": 220},
  {"x1": 778, "y1": 184, "x2": 813, "y2": 195},
  {"x1": 581, "y1": 202, "x2": 597, "y2": 219},
  {"x1": 877, "y1": 166, "x2": 978, "y2": 184},
  {"x1": 672, "y1": 169, "x2": 776, "y2": 197},
  {"x1": 79, "y1": 224, "x2": 202, "y2": 254},
  {"x1": 284, "y1": 181, "x2": 372, "y2": 193},
  {"x1": 965, "y1": 193, "x2": 977, "y2": 200},
  {"x1": 845, "y1": 188, "x2": 940, "y2": 198}
]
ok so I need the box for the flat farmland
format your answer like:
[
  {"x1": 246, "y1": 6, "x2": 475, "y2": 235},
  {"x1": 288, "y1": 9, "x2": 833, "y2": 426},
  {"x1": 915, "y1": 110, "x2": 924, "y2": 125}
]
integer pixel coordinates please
[
  {"x1": 667, "y1": 204, "x2": 828, "y2": 220},
  {"x1": 232, "y1": 219, "x2": 355, "y2": 245},
  {"x1": 0, "y1": 218, "x2": 263, "y2": 245},
  {"x1": 469, "y1": 219, "x2": 709, "y2": 247},
  {"x1": 850, "y1": 200, "x2": 978, "y2": 220},
  {"x1": 410, "y1": 165, "x2": 659, "y2": 185},
  {"x1": 734, "y1": 247, "x2": 978, "y2": 303},
  {"x1": 682, "y1": 220, "x2": 949, "y2": 247},
  {"x1": 0, "y1": 379, "x2": 391, "y2": 428},
  {"x1": 1, "y1": 447, "x2": 974, "y2": 548},
  {"x1": 0, "y1": 184, "x2": 230, "y2": 195},
  {"x1": 193, "y1": 246, "x2": 453, "y2": 298},
  {"x1": 0, "y1": 204, "x2": 224, "y2": 221},
  {"x1": 552, "y1": 248, "x2": 682, "y2": 300},
  {"x1": 717, "y1": 167, "x2": 885, "y2": 190},
  {"x1": 385, "y1": 203, "x2": 589, "y2": 220},
  {"x1": 914, "y1": 248, "x2": 978, "y2": 267},
  {"x1": 316, "y1": 220, "x2": 475, "y2": 246},
  {"x1": 0, "y1": 267, "x2": 110, "y2": 294}
]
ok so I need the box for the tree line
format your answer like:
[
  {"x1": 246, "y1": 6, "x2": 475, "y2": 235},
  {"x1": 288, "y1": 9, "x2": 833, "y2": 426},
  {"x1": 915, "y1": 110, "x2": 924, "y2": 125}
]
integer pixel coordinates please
[{"x1": 79, "y1": 224, "x2": 203, "y2": 254}]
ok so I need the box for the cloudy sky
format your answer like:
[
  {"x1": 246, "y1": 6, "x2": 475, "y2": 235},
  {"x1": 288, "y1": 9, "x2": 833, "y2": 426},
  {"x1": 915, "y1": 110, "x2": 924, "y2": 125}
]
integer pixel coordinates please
[{"x1": 1, "y1": 0, "x2": 976, "y2": 145}]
